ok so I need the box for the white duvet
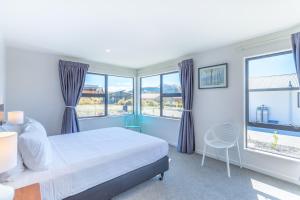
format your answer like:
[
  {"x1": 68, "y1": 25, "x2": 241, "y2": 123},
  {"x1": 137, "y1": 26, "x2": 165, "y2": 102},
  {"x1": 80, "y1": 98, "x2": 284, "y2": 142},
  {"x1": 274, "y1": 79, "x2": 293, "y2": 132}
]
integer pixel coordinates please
[{"x1": 5, "y1": 127, "x2": 169, "y2": 200}]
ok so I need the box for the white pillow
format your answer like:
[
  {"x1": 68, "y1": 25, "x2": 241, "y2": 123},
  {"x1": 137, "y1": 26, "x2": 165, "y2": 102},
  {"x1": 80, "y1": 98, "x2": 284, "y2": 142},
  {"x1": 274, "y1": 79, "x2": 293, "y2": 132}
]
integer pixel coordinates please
[
  {"x1": 19, "y1": 119, "x2": 52, "y2": 171},
  {"x1": 22, "y1": 117, "x2": 47, "y2": 137}
]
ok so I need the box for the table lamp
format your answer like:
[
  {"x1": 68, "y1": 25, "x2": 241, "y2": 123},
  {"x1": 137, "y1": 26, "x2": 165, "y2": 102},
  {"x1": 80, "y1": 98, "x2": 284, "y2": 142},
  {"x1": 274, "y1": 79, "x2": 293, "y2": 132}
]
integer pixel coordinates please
[
  {"x1": 0, "y1": 132, "x2": 17, "y2": 200},
  {"x1": 7, "y1": 111, "x2": 24, "y2": 134},
  {"x1": 7, "y1": 111, "x2": 24, "y2": 125}
]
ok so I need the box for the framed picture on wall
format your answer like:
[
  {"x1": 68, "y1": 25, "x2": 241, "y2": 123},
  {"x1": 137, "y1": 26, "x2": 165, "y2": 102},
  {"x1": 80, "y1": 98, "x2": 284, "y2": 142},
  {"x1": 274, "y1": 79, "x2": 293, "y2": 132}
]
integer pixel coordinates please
[{"x1": 198, "y1": 63, "x2": 228, "y2": 89}]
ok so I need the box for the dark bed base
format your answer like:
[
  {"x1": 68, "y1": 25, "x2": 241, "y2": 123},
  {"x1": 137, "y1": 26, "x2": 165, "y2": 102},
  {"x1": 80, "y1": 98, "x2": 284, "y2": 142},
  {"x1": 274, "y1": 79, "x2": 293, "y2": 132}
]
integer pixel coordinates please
[{"x1": 64, "y1": 156, "x2": 169, "y2": 200}]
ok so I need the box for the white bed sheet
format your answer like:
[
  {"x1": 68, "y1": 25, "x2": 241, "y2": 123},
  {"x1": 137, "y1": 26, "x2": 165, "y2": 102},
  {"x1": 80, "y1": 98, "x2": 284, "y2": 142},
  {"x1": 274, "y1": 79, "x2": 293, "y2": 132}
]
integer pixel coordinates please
[{"x1": 5, "y1": 127, "x2": 169, "y2": 200}]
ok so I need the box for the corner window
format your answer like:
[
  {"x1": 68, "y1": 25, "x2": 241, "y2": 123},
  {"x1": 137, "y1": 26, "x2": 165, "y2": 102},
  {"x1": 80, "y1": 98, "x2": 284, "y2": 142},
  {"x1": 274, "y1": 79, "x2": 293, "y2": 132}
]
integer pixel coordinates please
[
  {"x1": 162, "y1": 72, "x2": 182, "y2": 118},
  {"x1": 77, "y1": 73, "x2": 134, "y2": 118},
  {"x1": 77, "y1": 73, "x2": 105, "y2": 117},
  {"x1": 141, "y1": 75, "x2": 160, "y2": 116},
  {"x1": 246, "y1": 51, "x2": 300, "y2": 159},
  {"x1": 108, "y1": 76, "x2": 134, "y2": 116},
  {"x1": 140, "y1": 72, "x2": 183, "y2": 118}
]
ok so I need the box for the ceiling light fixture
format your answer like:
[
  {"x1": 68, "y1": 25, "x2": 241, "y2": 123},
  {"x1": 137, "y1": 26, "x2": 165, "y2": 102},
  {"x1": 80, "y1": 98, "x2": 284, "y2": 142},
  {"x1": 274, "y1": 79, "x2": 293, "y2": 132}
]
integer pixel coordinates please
[{"x1": 105, "y1": 49, "x2": 111, "y2": 53}]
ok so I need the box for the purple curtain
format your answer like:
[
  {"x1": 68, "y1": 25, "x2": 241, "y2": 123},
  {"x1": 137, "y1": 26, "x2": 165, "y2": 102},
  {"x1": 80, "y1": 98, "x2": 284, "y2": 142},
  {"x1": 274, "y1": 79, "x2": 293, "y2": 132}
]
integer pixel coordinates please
[
  {"x1": 59, "y1": 60, "x2": 89, "y2": 134},
  {"x1": 291, "y1": 32, "x2": 300, "y2": 84},
  {"x1": 177, "y1": 59, "x2": 195, "y2": 154}
]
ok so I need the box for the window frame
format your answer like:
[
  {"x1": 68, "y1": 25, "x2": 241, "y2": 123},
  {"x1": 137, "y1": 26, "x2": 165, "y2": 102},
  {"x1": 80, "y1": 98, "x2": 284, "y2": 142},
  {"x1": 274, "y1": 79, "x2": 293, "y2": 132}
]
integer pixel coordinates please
[
  {"x1": 161, "y1": 71, "x2": 182, "y2": 118},
  {"x1": 107, "y1": 74, "x2": 135, "y2": 117},
  {"x1": 245, "y1": 50, "x2": 300, "y2": 150},
  {"x1": 140, "y1": 74, "x2": 161, "y2": 117},
  {"x1": 78, "y1": 72, "x2": 134, "y2": 118},
  {"x1": 140, "y1": 71, "x2": 182, "y2": 119},
  {"x1": 79, "y1": 72, "x2": 106, "y2": 118}
]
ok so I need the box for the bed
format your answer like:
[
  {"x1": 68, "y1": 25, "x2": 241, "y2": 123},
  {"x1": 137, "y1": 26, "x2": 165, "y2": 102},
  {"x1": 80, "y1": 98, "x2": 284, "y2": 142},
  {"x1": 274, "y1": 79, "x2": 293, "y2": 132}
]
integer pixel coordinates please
[{"x1": 5, "y1": 127, "x2": 169, "y2": 200}]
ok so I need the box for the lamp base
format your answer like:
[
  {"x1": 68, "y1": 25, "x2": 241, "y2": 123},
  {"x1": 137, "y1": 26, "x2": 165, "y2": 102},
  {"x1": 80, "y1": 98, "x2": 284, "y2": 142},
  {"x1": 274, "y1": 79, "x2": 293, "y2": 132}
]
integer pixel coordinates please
[{"x1": 0, "y1": 184, "x2": 14, "y2": 200}]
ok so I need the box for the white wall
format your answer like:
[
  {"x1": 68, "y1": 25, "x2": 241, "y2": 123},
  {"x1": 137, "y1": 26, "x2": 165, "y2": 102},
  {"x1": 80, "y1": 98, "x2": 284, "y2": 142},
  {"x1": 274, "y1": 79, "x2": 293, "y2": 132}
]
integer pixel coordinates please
[
  {"x1": 6, "y1": 47, "x2": 136, "y2": 135},
  {"x1": 4, "y1": 25, "x2": 300, "y2": 185},
  {"x1": 142, "y1": 116, "x2": 180, "y2": 146},
  {"x1": 137, "y1": 26, "x2": 300, "y2": 185},
  {"x1": 137, "y1": 59, "x2": 182, "y2": 146},
  {"x1": 0, "y1": 33, "x2": 5, "y2": 105}
]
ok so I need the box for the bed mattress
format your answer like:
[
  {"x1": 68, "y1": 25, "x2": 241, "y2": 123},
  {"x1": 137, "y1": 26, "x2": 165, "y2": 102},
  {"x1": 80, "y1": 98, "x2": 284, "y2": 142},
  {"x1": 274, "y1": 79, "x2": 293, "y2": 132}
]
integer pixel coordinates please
[{"x1": 5, "y1": 127, "x2": 169, "y2": 200}]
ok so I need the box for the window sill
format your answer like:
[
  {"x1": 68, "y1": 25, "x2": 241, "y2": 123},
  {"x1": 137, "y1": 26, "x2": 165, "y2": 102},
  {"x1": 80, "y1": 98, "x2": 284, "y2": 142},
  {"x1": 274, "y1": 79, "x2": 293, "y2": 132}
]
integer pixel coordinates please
[
  {"x1": 141, "y1": 115, "x2": 181, "y2": 121},
  {"x1": 78, "y1": 114, "x2": 130, "y2": 120},
  {"x1": 244, "y1": 147, "x2": 300, "y2": 162}
]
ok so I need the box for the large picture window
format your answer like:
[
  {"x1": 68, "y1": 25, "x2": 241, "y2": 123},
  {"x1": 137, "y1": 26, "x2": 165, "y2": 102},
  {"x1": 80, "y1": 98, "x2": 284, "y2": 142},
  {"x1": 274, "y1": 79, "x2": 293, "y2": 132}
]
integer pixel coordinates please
[
  {"x1": 141, "y1": 75, "x2": 160, "y2": 116},
  {"x1": 77, "y1": 73, "x2": 105, "y2": 117},
  {"x1": 141, "y1": 72, "x2": 182, "y2": 118},
  {"x1": 162, "y1": 72, "x2": 182, "y2": 118},
  {"x1": 108, "y1": 76, "x2": 134, "y2": 116},
  {"x1": 77, "y1": 73, "x2": 134, "y2": 118},
  {"x1": 246, "y1": 51, "x2": 300, "y2": 159}
]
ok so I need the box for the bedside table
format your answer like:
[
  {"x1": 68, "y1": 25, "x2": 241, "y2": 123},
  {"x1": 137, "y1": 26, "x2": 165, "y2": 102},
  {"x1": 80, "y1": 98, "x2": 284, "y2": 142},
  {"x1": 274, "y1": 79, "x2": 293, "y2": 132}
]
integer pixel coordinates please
[{"x1": 14, "y1": 183, "x2": 41, "y2": 200}]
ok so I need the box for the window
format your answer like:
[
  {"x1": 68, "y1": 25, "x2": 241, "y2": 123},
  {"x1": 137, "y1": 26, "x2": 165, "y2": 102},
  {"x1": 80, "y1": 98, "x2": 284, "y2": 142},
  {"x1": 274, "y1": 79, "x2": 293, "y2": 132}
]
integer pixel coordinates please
[
  {"x1": 140, "y1": 72, "x2": 182, "y2": 118},
  {"x1": 77, "y1": 73, "x2": 105, "y2": 117},
  {"x1": 108, "y1": 76, "x2": 134, "y2": 116},
  {"x1": 246, "y1": 51, "x2": 300, "y2": 159},
  {"x1": 162, "y1": 72, "x2": 182, "y2": 118},
  {"x1": 77, "y1": 73, "x2": 134, "y2": 118},
  {"x1": 141, "y1": 75, "x2": 160, "y2": 116}
]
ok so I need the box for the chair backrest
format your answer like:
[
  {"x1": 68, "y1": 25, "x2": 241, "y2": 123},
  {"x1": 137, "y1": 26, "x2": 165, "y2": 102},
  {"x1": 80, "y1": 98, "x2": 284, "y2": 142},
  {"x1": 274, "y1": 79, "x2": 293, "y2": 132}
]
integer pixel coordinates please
[
  {"x1": 124, "y1": 114, "x2": 142, "y2": 126},
  {"x1": 212, "y1": 123, "x2": 239, "y2": 144}
]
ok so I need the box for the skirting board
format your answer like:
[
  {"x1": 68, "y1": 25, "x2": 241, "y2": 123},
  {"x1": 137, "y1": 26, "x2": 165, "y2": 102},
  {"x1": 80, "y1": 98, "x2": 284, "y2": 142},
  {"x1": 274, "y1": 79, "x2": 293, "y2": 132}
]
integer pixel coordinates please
[{"x1": 195, "y1": 148, "x2": 300, "y2": 186}]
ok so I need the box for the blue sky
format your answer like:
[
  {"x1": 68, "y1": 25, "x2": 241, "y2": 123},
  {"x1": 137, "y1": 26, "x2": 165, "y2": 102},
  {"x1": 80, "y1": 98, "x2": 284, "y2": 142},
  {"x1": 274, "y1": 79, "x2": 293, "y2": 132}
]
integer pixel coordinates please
[
  {"x1": 85, "y1": 74, "x2": 133, "y2": 92},
  {"x1": 142, "y1": 73, "x2": 180, "y2": 87},
  {"x1": 108, "y1": 76, "x2": 132, "y2": 92},
  {"x1": 142, "y1": 75, "x2": 160, "y2": 87},
  {"x1": 85, "y1": 73, "x2": 180, "y2": 91},
  {"x1": 249, "y1": 52, "x2": 296, "y2": 77}
]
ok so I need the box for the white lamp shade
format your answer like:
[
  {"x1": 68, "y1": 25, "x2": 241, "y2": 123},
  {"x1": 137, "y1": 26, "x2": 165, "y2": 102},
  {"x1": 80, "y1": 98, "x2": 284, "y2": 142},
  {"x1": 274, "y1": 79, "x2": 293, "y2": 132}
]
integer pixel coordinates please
[
  {"x1": 8, "y1": 111, "x2": 24, "y2": 125},
  {"x1": 0, "y1": 132, "x2": 17, "y2": 173},
  {"x1": 0, "y1": 111, "x2": 3, "y2": 122}
]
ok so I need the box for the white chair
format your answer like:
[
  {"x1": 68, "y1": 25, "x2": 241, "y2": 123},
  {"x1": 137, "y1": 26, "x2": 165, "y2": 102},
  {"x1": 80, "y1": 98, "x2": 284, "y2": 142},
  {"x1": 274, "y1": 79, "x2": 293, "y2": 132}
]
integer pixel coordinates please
[{"x1": 201, "y1": 123, "x2": 242, "y2": 177}]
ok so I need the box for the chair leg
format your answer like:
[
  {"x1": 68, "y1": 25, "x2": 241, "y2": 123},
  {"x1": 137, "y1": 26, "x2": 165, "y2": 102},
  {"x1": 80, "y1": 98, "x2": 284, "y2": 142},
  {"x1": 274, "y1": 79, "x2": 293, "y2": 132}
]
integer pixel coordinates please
[
  {"x1": 201, "y1": 144, "x2": 207, "y2": 167},
  {"x1": 159, "y1": 172, "x2": 164, "y2": 181},
  {"x1": 236, "y1": 141, "x2": 242, "y2": 168},
  {"x1": 215, "y1": 148, "x2": 219, "y2": 161},
  {"x1": 226, "y1": 148, "x2": 230, "y2": 178}
]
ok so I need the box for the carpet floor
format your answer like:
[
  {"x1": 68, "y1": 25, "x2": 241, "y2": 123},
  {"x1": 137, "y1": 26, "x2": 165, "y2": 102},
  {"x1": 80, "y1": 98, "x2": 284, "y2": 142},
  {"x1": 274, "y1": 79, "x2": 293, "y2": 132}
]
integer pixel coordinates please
[{"x1": 114, "y1": 146, "x2": 300, "y2": 200}]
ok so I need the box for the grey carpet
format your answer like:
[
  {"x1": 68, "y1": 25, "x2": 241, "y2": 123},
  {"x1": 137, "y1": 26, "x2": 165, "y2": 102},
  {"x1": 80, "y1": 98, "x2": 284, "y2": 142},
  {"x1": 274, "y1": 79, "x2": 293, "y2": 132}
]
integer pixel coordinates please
[{"x1": 114, "y1": 146, "x2": 300, "y2": 200}]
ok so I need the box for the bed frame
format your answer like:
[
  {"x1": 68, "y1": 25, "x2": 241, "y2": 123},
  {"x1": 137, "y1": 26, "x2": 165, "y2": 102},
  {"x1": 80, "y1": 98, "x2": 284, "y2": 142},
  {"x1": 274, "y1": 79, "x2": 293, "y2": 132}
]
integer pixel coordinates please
[{"x1": 64, "y1": 156, "x2": 169, "y2": 200}]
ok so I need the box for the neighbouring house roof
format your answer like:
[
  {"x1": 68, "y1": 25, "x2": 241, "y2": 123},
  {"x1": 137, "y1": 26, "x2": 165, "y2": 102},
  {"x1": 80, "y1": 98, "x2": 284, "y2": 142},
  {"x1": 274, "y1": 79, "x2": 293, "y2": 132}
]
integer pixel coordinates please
[
  {"x1": 249, "y1": 73, "x2": 299, "y2": 90},
  {"x1": 82, "y1": 85, "x2": 104, "y2": 94}
]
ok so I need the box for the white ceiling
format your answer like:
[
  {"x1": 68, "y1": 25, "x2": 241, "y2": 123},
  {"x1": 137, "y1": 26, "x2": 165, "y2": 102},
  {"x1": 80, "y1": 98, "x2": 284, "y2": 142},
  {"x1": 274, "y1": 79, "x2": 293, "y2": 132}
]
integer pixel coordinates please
[{"x1": 1, "y1": 0, "x2": 300, "y2": 68}]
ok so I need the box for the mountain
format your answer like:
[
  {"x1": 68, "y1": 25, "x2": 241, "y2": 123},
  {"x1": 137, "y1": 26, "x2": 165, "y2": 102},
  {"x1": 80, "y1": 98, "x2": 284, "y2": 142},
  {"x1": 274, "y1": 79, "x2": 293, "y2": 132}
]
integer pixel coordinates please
[
  {"x1": 142, "y1": 84, "x2": 181, "y2": 93},
  {"x1": 141, "y1": 87, "x2": 160, "y2": 93},
  {"x1": 163, "y1": 84, "x2": 181, "y2": 93}
]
